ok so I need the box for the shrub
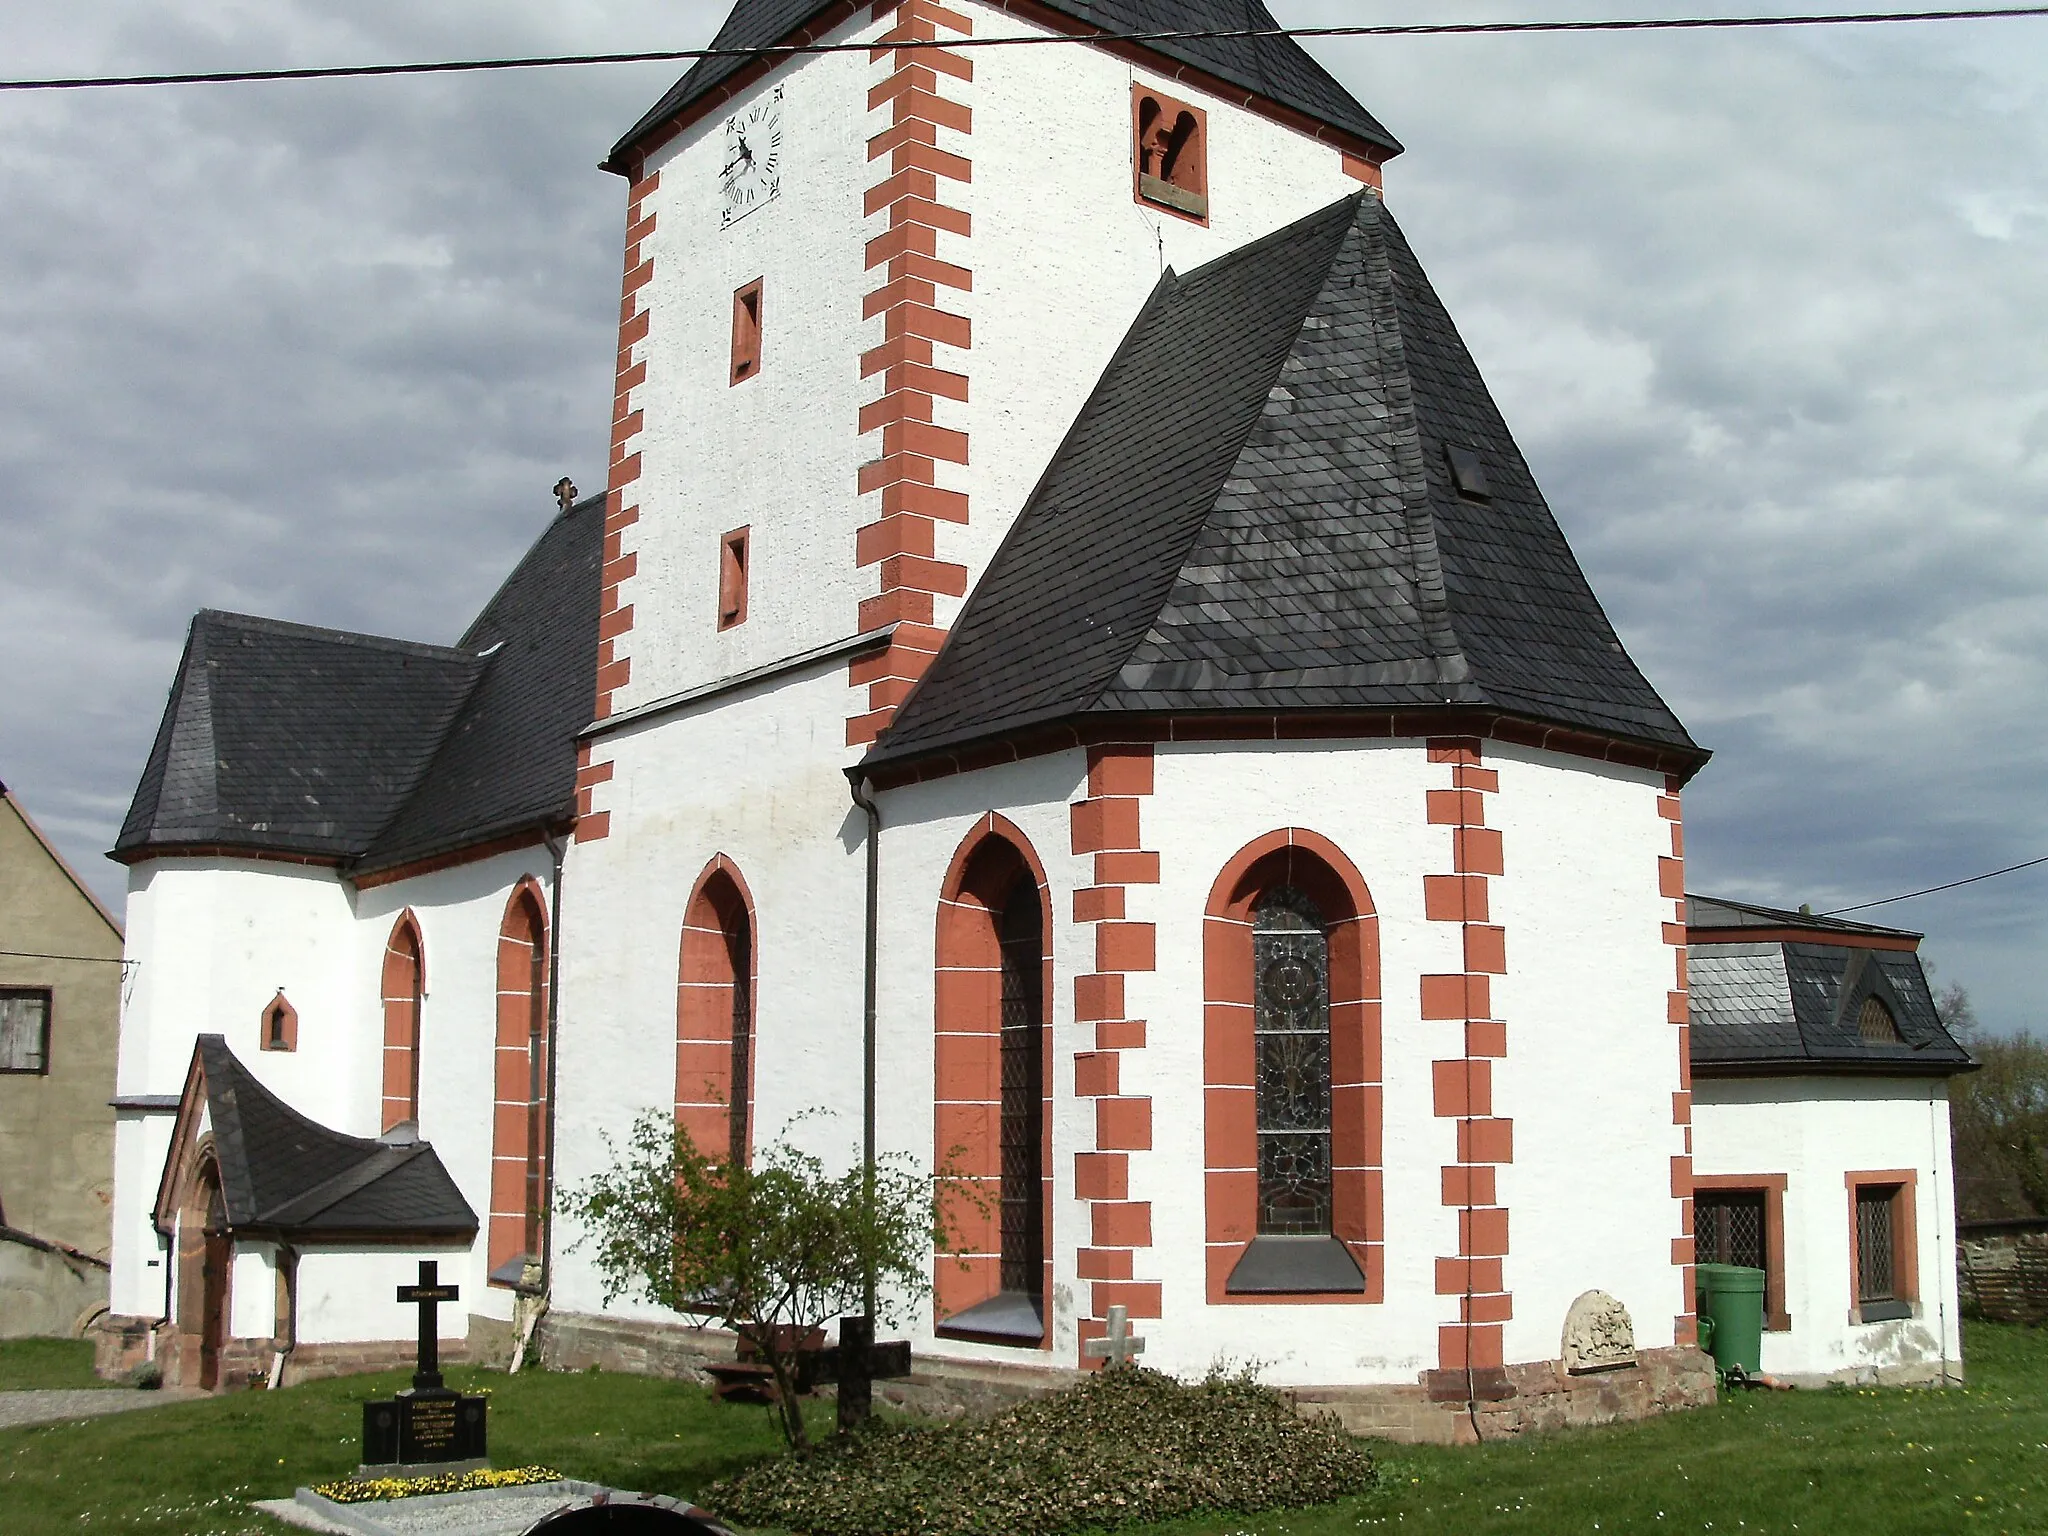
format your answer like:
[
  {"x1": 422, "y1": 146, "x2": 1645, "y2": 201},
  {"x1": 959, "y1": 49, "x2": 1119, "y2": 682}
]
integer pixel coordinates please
[{"x1": 705, "y1": 1365, "x2": 1377, "y2": 1536}]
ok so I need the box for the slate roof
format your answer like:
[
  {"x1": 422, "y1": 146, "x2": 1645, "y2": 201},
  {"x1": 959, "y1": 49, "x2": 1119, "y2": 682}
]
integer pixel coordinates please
[
  {"x1": 605, "y1": 0, "x2": 1400, "y2": 171},
  {"x1": 158, "y1": 1036, "x2": 476, "y2": 1239},
  {"x1": 1686, "y1": 893, "x2": 1922, "y2": 943},
  {"x1": 1685, "y1": 925, "x2": 1973, "y2": 1078},
  {"x1": 115, "y1": 495, "x2": 603, "y2": 875},
  {"x1": 867, "y1": 192, "x2": 1698, "y2": 769}
]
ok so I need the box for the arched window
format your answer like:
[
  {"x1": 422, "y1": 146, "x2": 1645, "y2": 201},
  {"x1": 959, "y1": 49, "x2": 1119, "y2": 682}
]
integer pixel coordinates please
[
  {"x1": 380, "y1": 913, "x2": 425, "y2": 1132},
  {"x1": 935, "y1": 816, "x2": 1051, "y2": 1345},
  {"x1": 677, "y1": 858, "x2": 758, "y2": 1168},
  {"x1": 1204, "y1": 831, "x2": 1381, "y2": 1302},
  {"x1": 1252, "y1": 887, "x2": 1333, "y2": 1236},
  {"x1": 489, "y1": 883, "x2": 549, "y2": 1283},
  {"x1": 260, "y1": 990, "x2": 297, "y2": 1052}
]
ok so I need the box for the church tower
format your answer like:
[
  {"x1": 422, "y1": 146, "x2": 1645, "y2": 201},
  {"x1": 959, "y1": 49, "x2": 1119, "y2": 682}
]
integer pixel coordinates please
[{"x1": 552, "y1": 0, "x2": 1716, "y2": 1435}]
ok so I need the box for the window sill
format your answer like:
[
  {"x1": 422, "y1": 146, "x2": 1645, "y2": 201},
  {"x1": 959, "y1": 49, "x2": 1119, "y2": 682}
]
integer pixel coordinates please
[
  {"x1": 936, "y1": 1290, "x2": 1044, "y2": 1346},
  {"x1": 1225, "y1": 1235, "x2": 1366, "y2": 1296},
  {"x1": 1855, "y1": 1298, "x2": 1915, "y2": 1323},
  {"x1": 1138, "y1": 174, "x2": 1208, "y2": 221}
]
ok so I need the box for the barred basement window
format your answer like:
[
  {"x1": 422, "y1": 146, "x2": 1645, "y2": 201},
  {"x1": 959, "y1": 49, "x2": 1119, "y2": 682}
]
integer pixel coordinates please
[
  {"x1": 0, "y1": 989, "x2": 51, "y2": 1074},
  {"x1": 1253, "y1": 886, "x2": 1332, "y2": 1235}
]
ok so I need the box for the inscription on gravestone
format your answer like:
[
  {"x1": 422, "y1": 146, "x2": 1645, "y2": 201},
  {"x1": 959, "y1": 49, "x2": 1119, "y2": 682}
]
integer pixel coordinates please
[{"x1": 361, "y1": 1260, "x2": 489, "y2": 1468}]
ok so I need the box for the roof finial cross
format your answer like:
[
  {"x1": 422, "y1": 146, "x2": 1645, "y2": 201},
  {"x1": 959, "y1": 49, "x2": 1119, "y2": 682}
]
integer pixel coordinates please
[{"x1": 552, "y1": 477, "x2": 578, "y2": 513}]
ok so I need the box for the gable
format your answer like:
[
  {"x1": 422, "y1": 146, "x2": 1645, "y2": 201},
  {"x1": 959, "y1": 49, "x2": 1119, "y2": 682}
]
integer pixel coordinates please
[{"x1": 0, "y1": 786, "x2": 122, "y2": 949}]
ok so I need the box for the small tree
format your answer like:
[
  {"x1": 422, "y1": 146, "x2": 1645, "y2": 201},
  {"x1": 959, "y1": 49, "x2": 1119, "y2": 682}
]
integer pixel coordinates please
[
  {"x1": 567, "y1": 1110, "x2": 962, "y2": 1450},
  {"x1": 1937, "y1": 979, "x2": 2048, "y2": 1221}
]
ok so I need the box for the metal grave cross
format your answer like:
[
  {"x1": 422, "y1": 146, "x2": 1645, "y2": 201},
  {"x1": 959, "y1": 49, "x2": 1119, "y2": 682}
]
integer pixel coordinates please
[
  {"x1": 396, "y1": 1259, "x2": 461, "y2": 1392},
  {"x1": 1083, "y1": 1304, "x2": 1147, "y2": 1369}
]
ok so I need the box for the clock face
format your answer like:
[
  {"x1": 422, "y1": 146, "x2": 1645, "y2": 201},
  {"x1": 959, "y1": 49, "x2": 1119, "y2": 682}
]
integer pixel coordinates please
[{"x1": 720, "y1": 86, "x2": 784, "y2": 228}]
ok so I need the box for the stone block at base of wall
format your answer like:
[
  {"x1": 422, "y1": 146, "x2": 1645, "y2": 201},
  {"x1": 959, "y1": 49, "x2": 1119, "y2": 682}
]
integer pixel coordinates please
[
  {"x1": 92, "y1": 1313, "x2": 474, "y2": 1391},
  {"x1": 541, "y1": 1312, "x2": 1715, "y2": 1444},
  {"x1": 1296, "y1": 1346, "x2": 1717, "y2": 1445}
]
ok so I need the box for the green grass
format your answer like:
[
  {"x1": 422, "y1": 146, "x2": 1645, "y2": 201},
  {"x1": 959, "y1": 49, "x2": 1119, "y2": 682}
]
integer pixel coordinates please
[
  {"x1": 0, "y1": 1326, "x2": 2042, "y2": 1536},
  {"x1": 0, "y1": 1338, "x2": 117, "y2": 1391}
]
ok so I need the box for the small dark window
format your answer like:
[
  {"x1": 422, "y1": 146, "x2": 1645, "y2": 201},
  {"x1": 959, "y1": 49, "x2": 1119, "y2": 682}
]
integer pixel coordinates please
[
  {"x1": 727, "y1": 910, "x2": 753, "y2": 1169},
  {"x1": 1856, "y1": 1185, "x2": 1899, "y2": 1306},
  {"x1": 1858, "y1": 996, "x2": 1905, "y2": 1046},
  {"x1": 1446, "y1": 444, "x2": 1491, "y2": 502},
  {"x1": 731, "y1": 278, "x2": 764, "y2": 385},
  {"x1": 0, "y1": 989, "x2": 51, "y2": 1074},
  {"x1": 261, "y1": 990, "x2": 298, "y2": 1052},
  {"x1": 718, "y1": 527, "x2": 750, "y2": 630},
  {"x1": 997, "y1": 880, "x2": 1045, "y2": 1297},
  {"x1": 1133, "y1": 86, "x2": 1209, "y2": 222},
  {"x1": 1696, "y1": 1189, "x2": 1767, "y2": 1272},
  {"x1": 1253, "y1": 886, "x2": 1332, "y2": 1235}
]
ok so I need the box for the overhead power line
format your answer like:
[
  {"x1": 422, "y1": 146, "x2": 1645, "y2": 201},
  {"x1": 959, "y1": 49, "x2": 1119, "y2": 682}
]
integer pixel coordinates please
[
  {"x1": 1, "y1": 8, "x2": 2046, "y2": 93},
  {"x1": 1821, "y1": 853, "x2": 2048, "y2": 916}
]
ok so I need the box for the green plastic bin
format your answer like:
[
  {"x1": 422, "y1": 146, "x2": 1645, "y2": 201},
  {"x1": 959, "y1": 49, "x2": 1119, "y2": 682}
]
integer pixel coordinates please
[{"x1": 1695, "y1": 1262, "x2": 1766, "y2": 1377}]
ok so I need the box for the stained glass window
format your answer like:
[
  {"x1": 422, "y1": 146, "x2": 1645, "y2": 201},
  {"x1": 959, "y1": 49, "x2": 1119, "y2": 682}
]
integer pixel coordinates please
[
  {"x1": 998, "y1": 881, "x2": 1045, "y2": 1294},
  {"x1": 1253, "y1": 886, "x2": 1332, "y2": 1235}
]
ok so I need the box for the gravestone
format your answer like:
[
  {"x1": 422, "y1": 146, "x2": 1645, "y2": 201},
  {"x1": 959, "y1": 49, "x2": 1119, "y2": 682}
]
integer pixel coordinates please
[
  {"x1": 361, "y1": 1260, "x2": 489, "y2": 1469},
  {"x1": 1561, "y1": 1290, "x2": 1636, "y2": 1375},
  {"x1": 797, "y1": 1314, "x2": 911, "y2": 1429},
  {"x1": 1083, "y1": 1304, "x2": 1147, "y2": 1369}
]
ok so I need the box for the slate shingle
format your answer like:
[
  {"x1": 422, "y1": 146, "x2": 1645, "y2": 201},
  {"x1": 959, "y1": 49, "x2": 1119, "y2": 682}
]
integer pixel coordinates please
[
  {"x1": 116, "y1": 495, "x2": 603, "y2": 874},
  {"x1": 194, "y1": 1036, "x2": 476, "y2": 1238},
  {"x1": 867, "y1": 192, "x2": 1699, "y2": 769},
  {"x1": 605, "y1": 0, "x2": 1400, "y2": 172}
]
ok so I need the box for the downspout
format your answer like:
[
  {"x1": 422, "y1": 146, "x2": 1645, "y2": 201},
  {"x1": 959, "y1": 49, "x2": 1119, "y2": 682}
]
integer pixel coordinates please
[{"x1": 850, "y1": 777, "x2": 882, "y2": 1323}]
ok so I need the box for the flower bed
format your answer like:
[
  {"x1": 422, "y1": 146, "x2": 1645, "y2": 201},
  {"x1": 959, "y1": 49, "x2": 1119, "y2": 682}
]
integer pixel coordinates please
[
  {"x1": 310, "y1": 1465, "x2": 565, "y2": 1503},
  {"x1": 707, "y1": 1367, "x2": 1377, "y2": 1536}
]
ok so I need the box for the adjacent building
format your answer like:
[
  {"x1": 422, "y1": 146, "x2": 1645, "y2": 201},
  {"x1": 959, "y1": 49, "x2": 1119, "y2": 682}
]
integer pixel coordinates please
[{"x1": 0, "y1": 777, "x2": 121, "y2": 1336}]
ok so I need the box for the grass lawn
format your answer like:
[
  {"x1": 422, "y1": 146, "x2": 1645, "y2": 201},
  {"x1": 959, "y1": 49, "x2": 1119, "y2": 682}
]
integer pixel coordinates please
[
  {"x1": 0, "y1": 1324, "x2": 2041, "y2": 1536},
  {"x1": 0, "y1": 1338, "x2": 118, "y2": 1391}
]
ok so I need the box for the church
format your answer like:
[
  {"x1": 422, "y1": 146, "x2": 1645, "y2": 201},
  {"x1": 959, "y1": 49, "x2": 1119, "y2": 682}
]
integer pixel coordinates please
[{"x1": 95, "y1": 0, "x2": 1971, "y2": 1437}]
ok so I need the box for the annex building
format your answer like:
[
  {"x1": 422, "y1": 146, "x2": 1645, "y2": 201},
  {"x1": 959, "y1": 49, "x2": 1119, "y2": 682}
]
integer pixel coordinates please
[{"x1": 98, "y1": 0, "x2": 1972, "y2": 1433}]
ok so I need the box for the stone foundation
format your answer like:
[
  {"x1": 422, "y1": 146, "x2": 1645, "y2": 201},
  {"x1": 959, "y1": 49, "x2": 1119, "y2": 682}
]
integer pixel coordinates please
[
  {"x1": 1296, "y1": 1346, "x2": 1717, "y2": 1445},
  {"x1": 92, "y1": 1312, "x2": 474, "y2": 1391},
  {"x1": 541, "y1": 1312, "x2": 1714, "y2": 1443}
]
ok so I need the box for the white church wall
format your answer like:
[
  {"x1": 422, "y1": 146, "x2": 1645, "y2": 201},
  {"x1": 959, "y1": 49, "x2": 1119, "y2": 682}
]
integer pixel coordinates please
[
  {"x1": 294, "y1": 1249, "x2": 473, "y2": 1346},
  {"x1": 946, "y1": 5, "x2": 1368, "y2": 632},
  {"x1": 1145, "y1": 739, "x2": 1459, "y2": 1385},
  {"x1": 117, "y1": 858, "x2": 365, "y2": 1114},
  {"x1": 1692, "y1": 1075, "x2": 1963, "y2": 1385},
  {"x1": 108, "y1": 1111, "x2": 175, "y2": 1317},
  {"x1": 612, "y1": 9, "x2": 888, "y2": 713},
  {"x1": 355, "y1": 847, "x2": 560, "y2": 1325},
  {"x1": 230, "y1": 1243, "x2": 274, "y2": 1339},
  {"x1": 867, "y1": 750, "x2": 1091, "y2": 1365},
  {"x1": 551, "y1": 662, "x2": 878, "y2": 1326},
  {"x1": 1484, "y1": 745, "x2": 1684, "y2": 1360}
]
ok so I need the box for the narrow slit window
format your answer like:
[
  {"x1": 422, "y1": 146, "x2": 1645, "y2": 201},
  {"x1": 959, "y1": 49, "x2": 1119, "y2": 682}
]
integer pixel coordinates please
[
  {"x1": 718, "y1": 527, "x2": 750, "y2": 630},
  {"x1": 261, "y1": 990, "x2": 298, "y2": 1053},
  {"x1": 1133, "y1": 86, "x2": 1209, "y2": 223},
  {"x1": 730, "y1": 279, "x2": 763, "y2": 385}
]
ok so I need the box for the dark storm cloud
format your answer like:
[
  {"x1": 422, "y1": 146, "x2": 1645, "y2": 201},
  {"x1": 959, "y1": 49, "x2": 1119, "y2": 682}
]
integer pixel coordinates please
[{"x1": 4, "y1": 1, "x2": 2045, "y2": 1029}]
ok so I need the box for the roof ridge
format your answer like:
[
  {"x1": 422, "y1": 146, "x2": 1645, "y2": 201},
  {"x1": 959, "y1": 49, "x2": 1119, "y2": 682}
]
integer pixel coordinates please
[{"x1": 195, "y1": 609, "x2": 483, "y2": 664}]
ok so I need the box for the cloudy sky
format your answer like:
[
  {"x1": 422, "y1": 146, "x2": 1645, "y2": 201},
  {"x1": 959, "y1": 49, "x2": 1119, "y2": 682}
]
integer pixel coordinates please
[{"x1": 4, "y1": 2, "x2": 2045, "y2": 1033}]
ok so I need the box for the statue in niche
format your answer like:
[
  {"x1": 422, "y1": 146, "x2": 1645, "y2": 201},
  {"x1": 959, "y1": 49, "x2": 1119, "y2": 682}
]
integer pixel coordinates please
[{"x1": 1561, "y1": 1291, "x2": 1636, "y2": 1375}]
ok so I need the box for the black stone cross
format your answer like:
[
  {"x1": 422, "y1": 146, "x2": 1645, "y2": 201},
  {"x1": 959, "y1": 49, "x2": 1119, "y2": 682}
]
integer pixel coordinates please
[
  {"x1": 397, "y1": 1260, "x2": 460, "y2": 1392},
  {"x1": 795, "y1": 1315, "x2": 911, "y2": 1429}
]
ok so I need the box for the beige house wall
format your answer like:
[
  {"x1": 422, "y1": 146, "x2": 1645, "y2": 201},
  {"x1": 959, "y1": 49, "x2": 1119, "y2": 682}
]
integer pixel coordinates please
[{"x1": 0, "y1": 787, "x2": 121, "y2": 1293}]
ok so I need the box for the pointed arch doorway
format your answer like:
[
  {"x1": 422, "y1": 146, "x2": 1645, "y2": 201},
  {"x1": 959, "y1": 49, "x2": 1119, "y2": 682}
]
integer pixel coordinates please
[{"x1": 178, "y1": 1158, "x2": 230, "y2": 1390}]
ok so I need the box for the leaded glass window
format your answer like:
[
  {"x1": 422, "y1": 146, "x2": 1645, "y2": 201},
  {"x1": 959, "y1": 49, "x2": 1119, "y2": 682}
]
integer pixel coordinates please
[
  {"x1": 728, "y1": 913, "x2": 753, "y2": 1168},
  {"x1": 1696, "y1": 1190, "x2": 1767, "y2": 1272},
  {"x1": 1858, "y1": 996, "x2": 1904, "y2": 1047},
  {"x1": 0, "y1": 990, "x2": 49, "y2": 1074},
  {"x1": 998, "y1": 881, "x2": 1045, "y2": 1294},
  {"x1": 1857, "y1": 1186, "x2": 1898, "y2": 1303},
  {"x1": 1253, "y1": 887, "x2": 1332, "y2": 1235}
]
